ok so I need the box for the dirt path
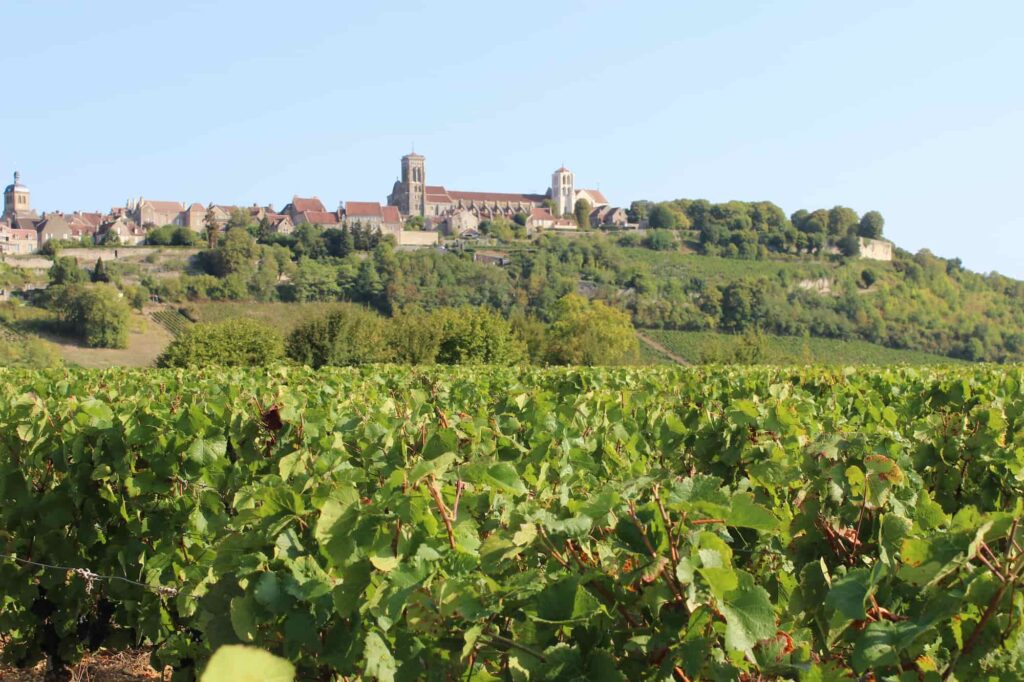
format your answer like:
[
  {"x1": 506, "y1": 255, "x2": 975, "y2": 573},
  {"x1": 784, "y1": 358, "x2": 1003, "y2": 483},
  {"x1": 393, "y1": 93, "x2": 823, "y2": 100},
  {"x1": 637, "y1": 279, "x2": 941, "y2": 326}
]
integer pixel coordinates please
[
  {"x1": 637, "y1": 332, "x2": 692, "y2": 366},
  {"x1": 40, "y1": 313, "x2": 172, "y2": 368}
]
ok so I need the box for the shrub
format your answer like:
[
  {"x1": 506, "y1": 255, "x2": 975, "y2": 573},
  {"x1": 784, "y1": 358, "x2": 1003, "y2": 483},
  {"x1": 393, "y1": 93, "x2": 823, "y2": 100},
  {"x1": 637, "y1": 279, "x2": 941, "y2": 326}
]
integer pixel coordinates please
[
  {"x1": 286, "y1": 305, "x2": 393, "y2": 367},
  {"x1": 157, "y1": 318, "x2": 285, "y2": 368}
]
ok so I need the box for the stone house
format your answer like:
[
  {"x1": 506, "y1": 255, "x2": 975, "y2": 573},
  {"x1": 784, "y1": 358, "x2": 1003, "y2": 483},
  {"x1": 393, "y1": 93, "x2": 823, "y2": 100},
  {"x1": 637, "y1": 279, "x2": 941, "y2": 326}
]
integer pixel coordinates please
[
  {"x1": 282, "y1": 196, "x2": 327, "y2": 223},
  {"x1": 36, "y1": 213, "x2": 73, "y2": 246},
  {"x1": 133, "y1": 199, "x2": 185, "y2": 227}
]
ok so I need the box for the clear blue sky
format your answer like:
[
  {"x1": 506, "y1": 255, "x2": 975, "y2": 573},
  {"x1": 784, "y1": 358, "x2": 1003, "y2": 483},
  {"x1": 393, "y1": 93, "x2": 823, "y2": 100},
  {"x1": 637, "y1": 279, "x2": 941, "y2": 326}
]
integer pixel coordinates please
[{"x1": 3, "y1": 1, "x2": 1022, "y2": 277}]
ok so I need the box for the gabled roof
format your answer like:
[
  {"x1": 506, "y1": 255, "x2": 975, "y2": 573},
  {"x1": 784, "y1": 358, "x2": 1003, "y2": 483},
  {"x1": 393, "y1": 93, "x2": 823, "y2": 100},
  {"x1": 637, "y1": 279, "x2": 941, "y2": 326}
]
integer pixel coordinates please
[
  {"x1": 188, "y1": 203, "x2": 206, "y2": 211},
  {"x1": 70, "y1": 211, "x2": 103, "y2": 228},
  {"x1": 300, "y1": 210, "x2": 339, "y2": 225},
  {"x1": 141, "y1": 199, "x2": 184, "y2": 212},
  {"x1": 578, "y1": 188, "x2": 609, "y2": 206},
  {"x1": 448, "y1": 190, "x2": 546, "y2": 204},
  {"x1": 381, "y1": 206, "x2": 402, "y2": 224},
  {"x1": 530, "y1": 207, "x2": 554, "y2": 220},
  {"x1": 345, "y1": 201, "x2": 383, "y2": 219},
  {"x1": 288, "y1": 196, "x2": 326, "y2": 213}
]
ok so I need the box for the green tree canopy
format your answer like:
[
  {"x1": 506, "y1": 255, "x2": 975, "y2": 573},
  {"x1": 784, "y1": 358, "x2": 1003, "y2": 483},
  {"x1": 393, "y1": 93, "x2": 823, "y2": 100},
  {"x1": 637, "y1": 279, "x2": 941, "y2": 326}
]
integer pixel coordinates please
[
  {"x1": 286, "y1": 305, "x2": 393, "y2": 368},
  {"x1": 858, "y1": 211, "x2": 885, "y2": 238},
  {"x1": 56, "y1": 284, "x2": 131, "y2": 348},
  {"x1": 157, "y1": 318, "x2": 285, "y2": 368},
  {"x1": 574, "y1": 198, "x2": 592, "y2": 230},
  {"x1": 545, "y1": 294, "x2": 638, "y2": 365},
  {"x1": 647, "y1": 204, "x2": 678, "y2": 229}
]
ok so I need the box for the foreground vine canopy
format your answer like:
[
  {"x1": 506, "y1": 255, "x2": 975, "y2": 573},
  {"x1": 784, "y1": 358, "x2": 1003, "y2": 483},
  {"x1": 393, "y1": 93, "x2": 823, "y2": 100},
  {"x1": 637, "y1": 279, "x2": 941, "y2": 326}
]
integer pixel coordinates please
[{"x1": 0, "y1": 365, "x2": 1022, "y2": 680}]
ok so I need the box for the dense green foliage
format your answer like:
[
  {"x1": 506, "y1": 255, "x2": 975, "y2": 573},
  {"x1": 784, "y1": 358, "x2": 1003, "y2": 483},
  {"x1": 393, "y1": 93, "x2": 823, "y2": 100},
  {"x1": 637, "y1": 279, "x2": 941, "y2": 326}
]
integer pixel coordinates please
[
  {"x1": 643, "y1": 329, "x2": 965, "y2": 365},
  {"x1": 118, "y1": 209, "x2": 1022, "y2": 364},
  {"x1": 157, "y1": 318, "x2": 285, "y2": 368},
  {"x1": 2, "y1": 365, "x2": 1023, "y2": 680},
  {"x1": 48, "y1": 283, "x2": 131, "y2": 348}
]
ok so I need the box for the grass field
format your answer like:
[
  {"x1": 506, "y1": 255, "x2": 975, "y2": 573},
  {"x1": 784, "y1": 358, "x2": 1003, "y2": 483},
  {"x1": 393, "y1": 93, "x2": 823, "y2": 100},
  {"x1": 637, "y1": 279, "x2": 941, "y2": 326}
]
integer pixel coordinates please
[
  {"x1": 642, "y1": 328, "x2": 965, "y2": 365},
  {"x1": 187, "y1": 301, "x2": 357, "y2": 332}
]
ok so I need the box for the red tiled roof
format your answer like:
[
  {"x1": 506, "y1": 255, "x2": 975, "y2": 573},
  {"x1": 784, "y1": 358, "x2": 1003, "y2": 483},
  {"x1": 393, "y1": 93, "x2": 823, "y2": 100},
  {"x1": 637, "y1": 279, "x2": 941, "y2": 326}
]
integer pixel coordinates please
[
  {"x1": 381, "y1": 206, "x2": 401, "y2": 224},
  {"x1": 579, "y1": 189, "x2": 608, "y2": 205},
  {"x1": 70, "y1": 212, "x2": 103, "y2": 227},
  {"x1": 345, "y1": 201, "x2": 383, "y2": 218},
  {"x1": 530, "y1": 207, "x2": 554, "y2": 220},
  {"x1": 301, "y1": 210, "x2": 339, "y2": 225},
  {"x1": 289, "y1": 196, "x2": 326, "y2": 213},
  {"x1": 448, "y1": 190, "x2": 545, "y2": 204},
  {"x1": 143, "y1": 200, "x2": 184, "y2": 212},
  {"x1": 188, "y1": 203, "x2": 205, "y2": 211}
]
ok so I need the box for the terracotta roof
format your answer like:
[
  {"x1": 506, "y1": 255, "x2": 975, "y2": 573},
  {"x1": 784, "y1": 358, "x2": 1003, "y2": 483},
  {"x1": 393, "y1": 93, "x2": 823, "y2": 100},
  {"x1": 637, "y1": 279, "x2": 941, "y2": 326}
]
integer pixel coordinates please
[
  {"x1": 70, "y1": 212, "x2": 103, "y2": 227},
  {"x1": 381, "y1": 206, "x2": 402, "y2": 224},
  {"x1": 345, "y1": 202, "x2": 383, "y2": 218},
  {"x1": 448, "y1": 190, "x2": 546, "y2": 204},
  {"x1": 300, "y1": 210, "x2": 339, "y2": 225},
  {"x1": 142, "y1": 200, "x2": 184, "y2": 212},
  {"x1": 289, "y1": 196, "x2": 326, "y2": 213},
  {"x1": 579, "y1": 189, "x2": 608, "y2": 205},
  {"x1": 530, "y1": 207, "x2": 554, "y2": 220},
  {"x1": 188, "y1": 203, "x2": 205, "y2": 211}
]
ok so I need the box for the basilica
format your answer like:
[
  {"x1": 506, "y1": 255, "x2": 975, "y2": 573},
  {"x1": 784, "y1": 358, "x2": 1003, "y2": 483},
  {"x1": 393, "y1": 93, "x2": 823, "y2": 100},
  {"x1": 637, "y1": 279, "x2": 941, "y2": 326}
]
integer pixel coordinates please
[{"x1": 385, "y1": 153, "x2": 627, "y2": 233}]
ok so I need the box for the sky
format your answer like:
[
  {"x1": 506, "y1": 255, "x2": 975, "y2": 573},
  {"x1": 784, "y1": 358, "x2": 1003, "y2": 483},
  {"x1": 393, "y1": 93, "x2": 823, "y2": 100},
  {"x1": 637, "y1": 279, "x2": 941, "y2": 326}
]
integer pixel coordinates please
[{"x1": 3, "y1": 1, "x2": 1022, "y2": 277}]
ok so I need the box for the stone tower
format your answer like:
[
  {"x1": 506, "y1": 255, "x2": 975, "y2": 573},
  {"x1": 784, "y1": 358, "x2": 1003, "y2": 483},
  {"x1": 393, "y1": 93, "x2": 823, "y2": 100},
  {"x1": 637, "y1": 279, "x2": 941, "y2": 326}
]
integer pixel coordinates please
[
  {"x1": 399, "y1": 152, "x2": 426, "y2": 217},
  {"x1": 3, "y1": 171, "x2": 33, "y2": 221},
  {"x1": 551, "y1": 167, "x2": 575, "y2": 217}
]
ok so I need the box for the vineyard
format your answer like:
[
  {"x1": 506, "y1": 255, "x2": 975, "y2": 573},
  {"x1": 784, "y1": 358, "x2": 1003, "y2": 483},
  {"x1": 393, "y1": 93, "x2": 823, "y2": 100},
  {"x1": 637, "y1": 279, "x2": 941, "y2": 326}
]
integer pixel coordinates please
[
  {"x1": 150, "y1": 308, "x2": 193, "y2": 337},
  {"x1": 0, "y1": 365, "x2": 1022, "y2": 680}
]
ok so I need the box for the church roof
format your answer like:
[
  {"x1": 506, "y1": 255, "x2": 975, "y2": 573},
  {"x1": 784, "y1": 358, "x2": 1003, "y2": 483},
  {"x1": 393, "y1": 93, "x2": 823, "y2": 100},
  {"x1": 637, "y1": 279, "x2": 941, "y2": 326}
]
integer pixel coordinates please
[
  {"x1": 448, "y1": 190, "x2": 546, "y2": 204},
  {"x1": 4, "y1": 171, "x2": 27, "y2": 193},
  {"x1": 381, "y1": 206, "x2": 402, "y2": 224},
  {"x1": 579, "y1": 189, "x2": 608, "y2": 205},
  {"x1": 142, "y1": 199, "x2": 185, "y2": 212},
  {"x1": 345, "y1": 202, "x2": 383, "y2": 218},
  {"x1": 288, "y1": 196, "x2": 326, "y2": 213}
]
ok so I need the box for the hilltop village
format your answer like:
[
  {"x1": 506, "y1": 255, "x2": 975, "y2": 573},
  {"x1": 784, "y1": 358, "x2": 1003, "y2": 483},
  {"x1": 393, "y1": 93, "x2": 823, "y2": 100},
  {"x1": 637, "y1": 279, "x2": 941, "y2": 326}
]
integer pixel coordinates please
[{"x1": 0, "y1": 154, "x2": 630, "y2": 254}]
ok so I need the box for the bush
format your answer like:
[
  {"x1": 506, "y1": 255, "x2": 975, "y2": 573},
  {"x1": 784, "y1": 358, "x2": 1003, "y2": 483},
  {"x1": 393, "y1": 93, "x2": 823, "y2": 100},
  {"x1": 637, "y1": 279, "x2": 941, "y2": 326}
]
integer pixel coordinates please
[
  {"x1": 435, "y1": 307, "x2": 526, "y2": 365},
  {"x1": 545, "y1": 294, "x2": 638, "y2": 365},
  {"x1": 157, "y1": 318, "x2": 285, "y2": 368},
  {"x1": 55, "y1": 284, "x2": 131, "y2": 348},
  {"x1": 286, "y1": 305, "x2": 393, "y2": 367}
]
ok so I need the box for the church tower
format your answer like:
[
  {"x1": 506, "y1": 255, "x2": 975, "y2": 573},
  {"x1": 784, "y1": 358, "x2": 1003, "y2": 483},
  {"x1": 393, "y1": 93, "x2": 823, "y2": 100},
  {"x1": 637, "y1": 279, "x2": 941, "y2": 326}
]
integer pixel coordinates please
[
  {"x1": 3, "y1": 171, "x2": 33, "y2": 221},
  {"x1": 400, "y1": 152, "x2": 426, "y2": 217},
  {"x1": 551, "y1": 167, "x2": 575, "y2": 217}
]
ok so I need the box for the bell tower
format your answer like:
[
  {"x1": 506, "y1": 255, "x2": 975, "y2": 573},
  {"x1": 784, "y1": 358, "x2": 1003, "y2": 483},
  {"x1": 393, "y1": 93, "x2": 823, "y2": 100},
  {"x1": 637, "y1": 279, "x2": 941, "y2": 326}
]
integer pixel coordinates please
[
  {"x1": 551, "y1": 166, "x2": 575, "y2": 217},
  {"x1": 3, "y1": 171, "x2": 33, "y2": 221},
  {"x1": 400, "y1": 153, "x2": 426, "y2": 217}
]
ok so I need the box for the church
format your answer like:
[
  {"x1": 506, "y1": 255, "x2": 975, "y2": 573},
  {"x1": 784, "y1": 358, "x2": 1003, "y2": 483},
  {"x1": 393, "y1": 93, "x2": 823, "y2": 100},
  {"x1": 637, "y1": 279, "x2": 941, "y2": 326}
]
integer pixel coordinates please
[{"x1": 385, "y1": 153, "x2": 626, "y2": 231}]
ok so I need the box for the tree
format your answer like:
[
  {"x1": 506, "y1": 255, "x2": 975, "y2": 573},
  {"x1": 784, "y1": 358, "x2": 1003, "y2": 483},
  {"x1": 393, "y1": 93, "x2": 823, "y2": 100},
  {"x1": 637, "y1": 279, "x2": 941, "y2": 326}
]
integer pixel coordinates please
[
  {"x1": 628, "y1": 200, "x2": 651, "y2": 224},
  {"x1": 355, "y1": 260, "x2": 384, "y2": 306},
  {"x1": 435, "y1": 307, "x2": 526, "y2": 365},
  {"x1": 404, "y1": 215, "x2": 424, "y2": 231},
  {"x1": 147, "y1": 225, "x2": 176, "y2": 245},
  {"x1": 208, "y1": 228, "x2": 259, "y2": 277},
  {"x1": 204, "y1": 212, "x2": 220, "y2": 249},
  {"x1": 837, "y1": 232, "x2": 862, "y2": 258},
  {"x1": 91, "y1": 257, "x2": 110, "y2": 283},
  {"x1": 172, "y1": 227, "x2": 200, "y2": 246},
  {"x1": 286, "y1": 305, "x2": 393, "y2": 367},
  {"x1": 858, "y1": 211, "x2": 885, "y2": 238},
  {"x1": 49, "y1": 256, "x2": 86, "y2": 286},
  {"x1": 544, "y1": 294, "x2": 638, "y2": 365},
  {"x1": 827, "y1": 206, "x2": 860, "y2": 237},
  {"x1": 513, "y1": 212, "x2": 528, "y2": 227},
  {"x1": 56, "y1": 284, "x2": 131, "y2": 348},
  {"x1": 644, "y1": 229, "x2": 676, "y2": 251},
  {"x1": 389, "y1": 308, "x2": 443, "y2": 364},
  {"x1": 157, "y1": 318, "x2": 284, "y2": 367},
  {"x1": 574, "y1": 198, "x2": 592, "y2": 230},
  {"x1": 647, "y1": 204, "x2": 677, "y2": 229}
]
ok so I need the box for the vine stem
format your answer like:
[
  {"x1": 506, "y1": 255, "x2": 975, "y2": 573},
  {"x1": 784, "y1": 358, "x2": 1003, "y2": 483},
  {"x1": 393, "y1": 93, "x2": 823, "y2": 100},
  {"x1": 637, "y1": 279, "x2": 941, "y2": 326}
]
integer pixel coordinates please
[
  {"x1": 479, "y1": 633, "x2": 546, "y2": 662},
  {"x1": 425, "y1": 475, "x2": 457, "y2": 549}
]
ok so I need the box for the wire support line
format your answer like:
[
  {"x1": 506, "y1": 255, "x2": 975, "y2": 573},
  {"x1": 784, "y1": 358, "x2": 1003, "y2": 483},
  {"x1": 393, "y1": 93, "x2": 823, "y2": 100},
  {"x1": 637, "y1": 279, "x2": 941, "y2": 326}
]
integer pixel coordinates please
[{"x1": 0, "y1": 553, "x2": 179, "y2": 597}]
